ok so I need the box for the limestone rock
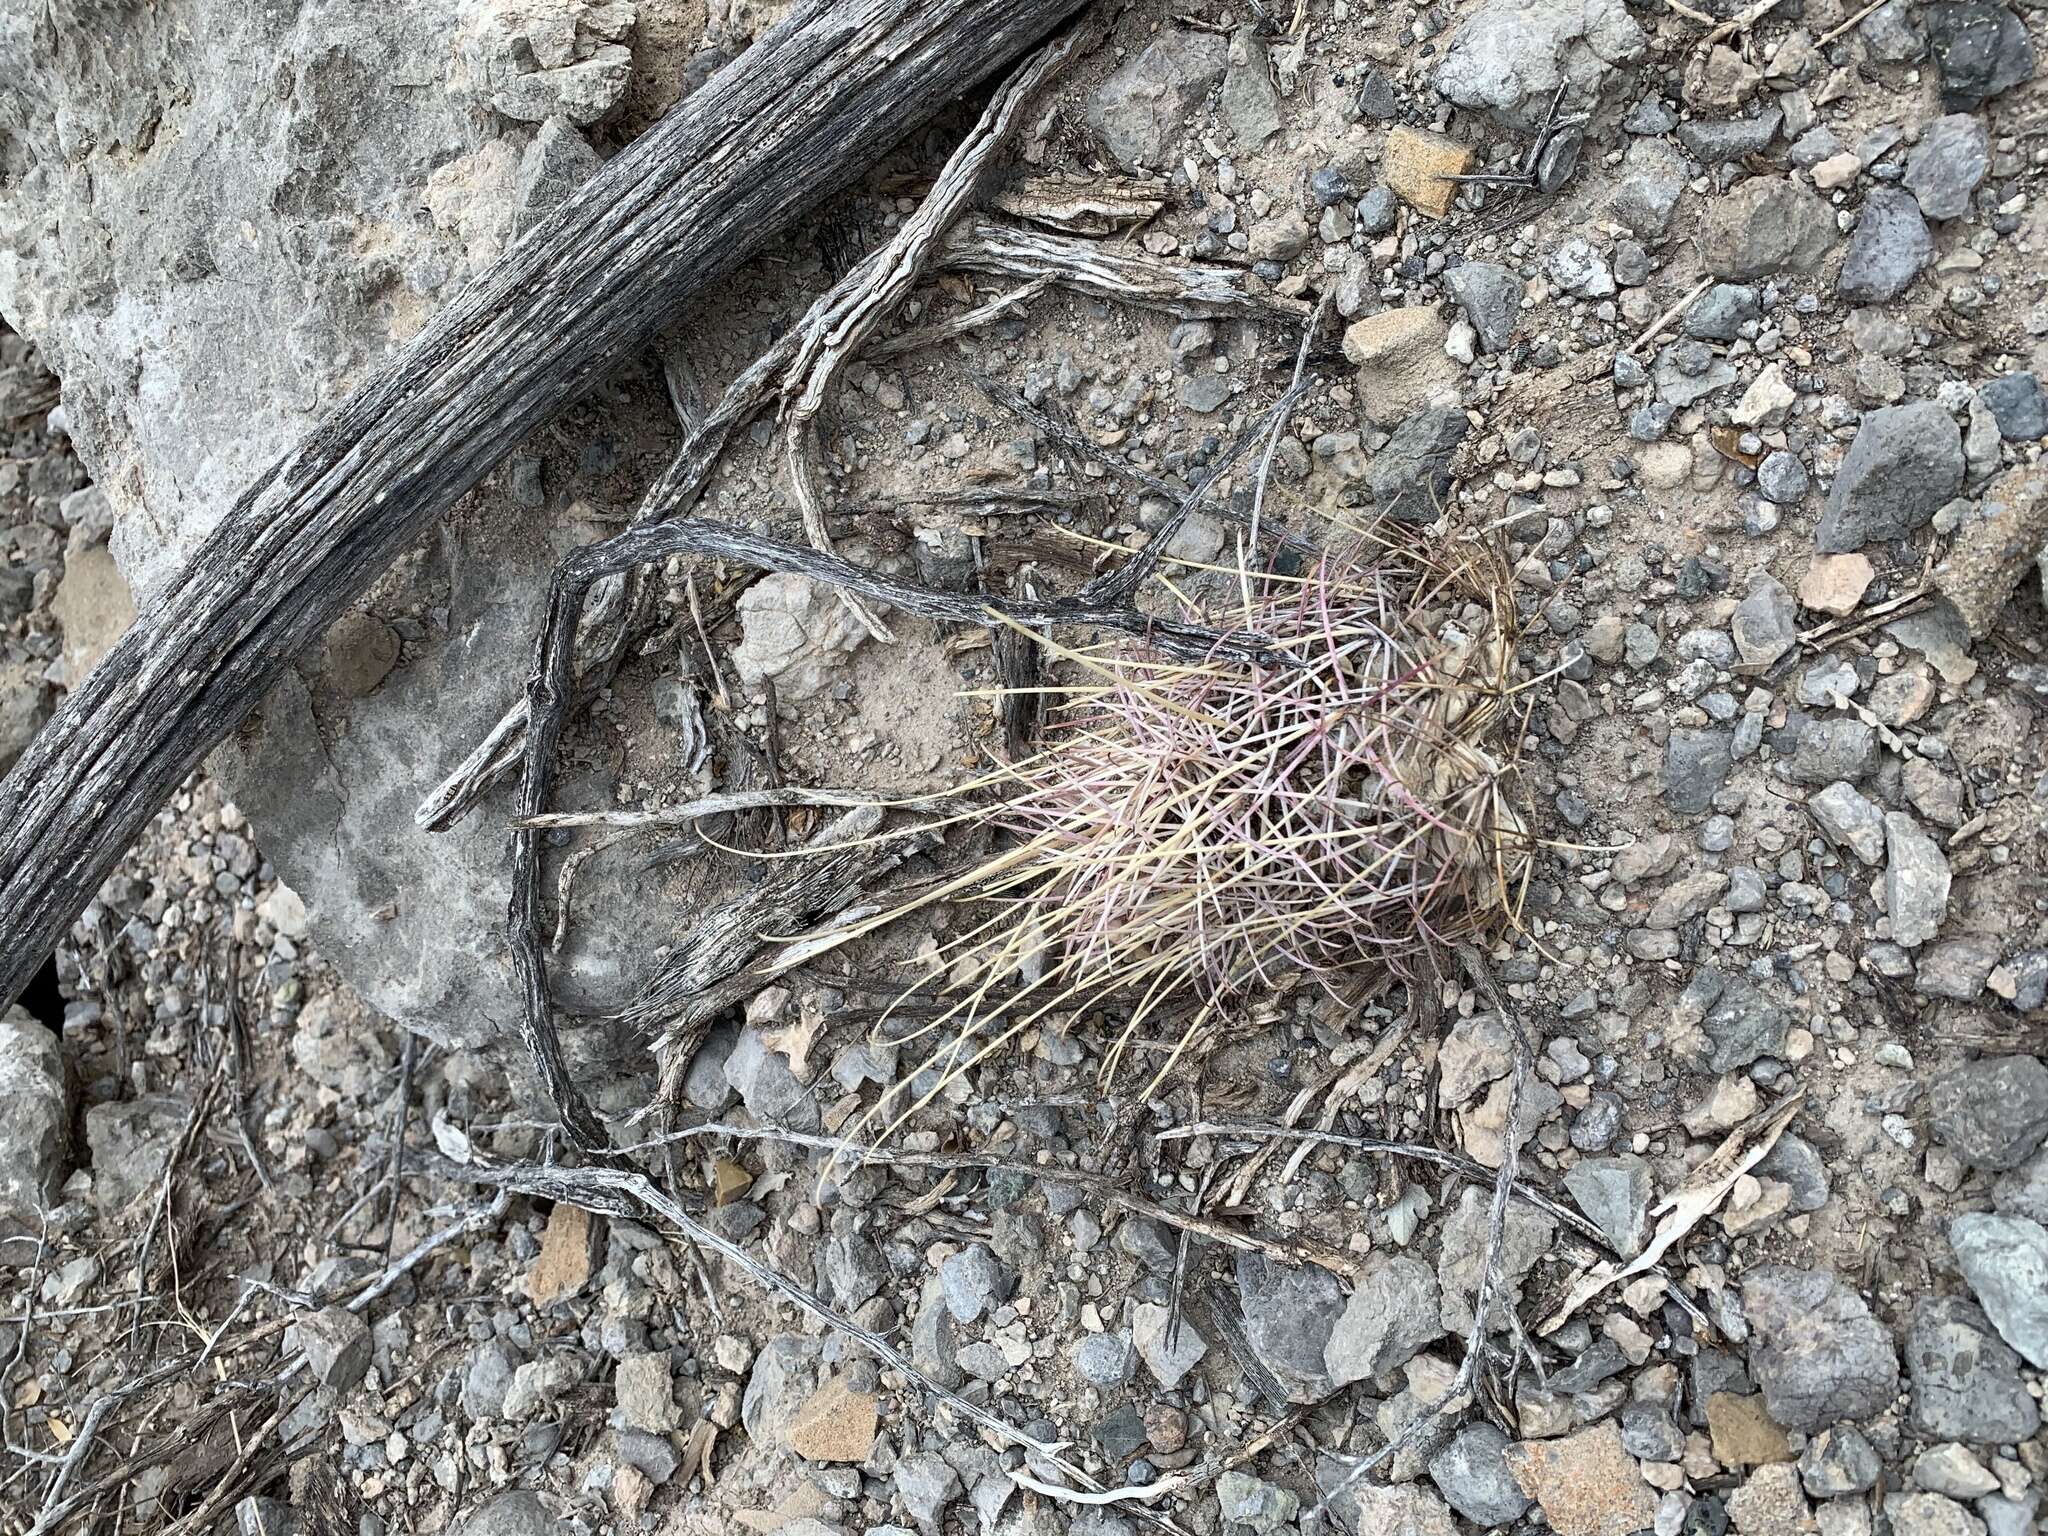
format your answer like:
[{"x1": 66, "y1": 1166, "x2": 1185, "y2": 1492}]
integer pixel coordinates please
[
  {"x1": 1435, "y1": 0, "x2": 1645, "y2": 131},
  {"x1": 1341, "y1": 308, "x2": 1457, "y2": 424},
  {"x1": 0, "y1": 0, "x2": 681, "y2": 1049},
  {"x1": 1933, "y1": 464, "x2": 2048, "y2": 638},
  {"x1": 85, "y1": 1095, "x2": 190, "y2": 1216},
  {"x1": 731, "y1": 573, "x2": 875, "y2": 699},
  {"x1": 1324, "y1": 1257, "x2": 1444, "y2": 1387},
  {"x1": 1884, "y1": 811, "x2": 1953, "y2": 949},
  {"x1": 49, "y1": 543, "x2": 136, "y2": 687},
  {"x1": 0, "y1": 1007, "x2": 69, "y2": 1259},
  {"x1": 1950, "y1": 1213, "x2": 2048, "y2": 1369}
]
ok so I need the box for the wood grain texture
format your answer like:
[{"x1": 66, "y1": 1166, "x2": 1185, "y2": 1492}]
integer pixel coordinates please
[{"x1": 0, "y1": 0, "x2": 1087, "y2": 1006}]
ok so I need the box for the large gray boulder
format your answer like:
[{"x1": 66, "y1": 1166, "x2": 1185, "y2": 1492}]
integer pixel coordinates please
[{"x1": 0, "y1": 0, "x2": 696, "y2": 1048}]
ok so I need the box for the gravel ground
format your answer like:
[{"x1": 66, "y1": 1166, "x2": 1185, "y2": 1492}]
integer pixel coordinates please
[{"x1": 3, "y1": 0, "x2": 2048, "y2": 1532}]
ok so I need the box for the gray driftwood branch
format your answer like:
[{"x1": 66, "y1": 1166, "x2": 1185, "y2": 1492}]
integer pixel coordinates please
[{"x1": 0, "y1": 0, "x2": 1089, "y2": 1007}]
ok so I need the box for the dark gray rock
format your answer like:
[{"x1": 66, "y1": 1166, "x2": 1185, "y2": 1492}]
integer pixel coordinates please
[
  {"x1": 1072, "y1": 1330, "x2": 1135, "y2": 1388},
  {"x1": 1757, "y1": 450, "x2": 1809, "y2": 503},
  {"x1": 1428, "y1": 1422, "x2": 1531, "y2": 1525},
  {"x1": 616, "y1": 1428, "x2": 680, "y2": 1484},
  {"x1": 1217, "y1": 1470, "x2": 1299, "y2": 1532},
  {"x1": 1916, "y1": 936, "x2": 2001, "y2": 1000},
  {"x1": 1684, "y1": 284, "x2": 1762, "y2": 341},
  {"x1": 1980, "y1": 1493, "x2": 2039, "y2": 1536},
  {"x1": 461, "y1": 1340, "x2": 522, "y2": 1421},
  {"x1": 1678, "y1": 108, "x2": 1781, "y2": 163},
  {"x1": 1787, "y1": 720, "x2": 1879, "y2": 785},
  {"x1": 1993, "y1": 1148, "x2": 2048, "y2": 1224},
  {"x1": 1949, "y1": 1212, "x2": 2048, "y2": 1367},
  {"x1": 1809, "y1": 781, "x2": 1886, "y2": 864},
  {"x1": 1904, "y1": 1294, "x2": 2040, "y2": 1443},
  {"x1": 1221, "y1": 26, "x2": 1281, "y2": 149},
  {"x1": 1180, "y1": 374, "x2": 1231, "y2": 415},
  {"x1": 1235, "y1": 1251, "x2": 1346, "y2": 1402},
  {"x1": 1610, "y1": 136, "x2": 1689, "y2": 239},
  {"x1": 299, "y1": 1306, "x2": 372, "y2": 1393},
  {"x1": 1925, "y1": 1, "x2": 2035, "y2": 110},
  {"x1": 1815, "y1": 400, "x2": 1964, "y2": 552},
  {"x1": 1862, "y1": 0, "x2": 1927, "y2": 59},
  {"x1": 1623, "y1": 97, "x2": 1678, "y2": 133},
  {"x1": 1929, "y1": 1057, "x2": 2048, "y2": 1172},
  {"x1": 1564, "y1": 1154, "x2": 1651, "y2": 1256},
  {"x1": 939, "y1": 1244, "x2": 1011, "y2": 1324},
  {"x1": 823, "y1": 1224, "x2": 888, "y2": 1311},
  {"x1": 84, "y1": 1095, "x2": 190, "y2": 1215},
  {"x1": 1698, "y1": 973, "x2": 1788, "y2": 1073},
  {"x1": 1620, "y1": 1400, "x2": 1684, "y2": 1462},
  {"x1": 1702, "y1": 177, "x2": 1836, "y2": 279},
  {"x1": 514, "y1": 116, "x2": 602, "y2": 237},
  {"x1": 1352, "y1": 68, "x2": 1401, "y2": 119},
  {"x1": 1756, "y1": 1133, "x2": 1831, "y2": 1212},
  {"x1": 1571, "y1": 1091, "x2": 1625, "y2": 1152},
  {"x1": 1837, "y1": 189, "x2": 1935, "y2": 303},
  {"x1": 1665, "y1": 729, "x2": 1733, "y2": 814},
  {"x1": 1372, "y1": 406, "x2": 1469, "y2": 524},
  {"x1": 723, "y1": 1026, "x2": 821, "y2": 1131},
  {"x1": 1655, "y1": 339, "x2": 1738, "y2": 407},
  {"x1": 1439, "y1": 1184, "x2": 1554, "y2": 1336},
  {"x1": 1310, "y1": 167, "x2": 1353, "y2": 207},
  {"x1": 1904, "y1": 112, "x2": 1990, "y2": 220},
  {"x1": 1086, "y1": 29, "x2": 1229, "y2": 171},
  {"x1": 1742, "y1": 1264, "x2": 1900, "y2": 1430},
  {"x1": 1323, "y1": 1256, "x2": 1443, "y2": 1387},
  {"x1": 1447, "y1": 261, "x2": 1522, "y2": 354},
  {"x1": 1800, "y1": 1425, "x2": 1882, "y2": 1497},
  {"x1": 1979, "y1": 373, "x2": 2046, "y2": 441},
  {"x1": 455, "y1": 1492, "x2": 557, "y2": 1536},
  {"x1": 895, "y1": 1451, "x2": 961, "y2": 1528},
  {"x1": 910, "y1": 1274, "x2": 962, "y2": 1390},
  {"x1": 741, "y1": 1334, "x2": 820, "y2": 1445},
  {"x1": 1732, "y1": 575, "x2": 1797, "y2": 670},
  {"x1": 1356, "y1": 183, "x2": 1399, "y2": 234},
  {"x1": 1552, "y1": 1336, "x2": 1630, "y2": 1393}
]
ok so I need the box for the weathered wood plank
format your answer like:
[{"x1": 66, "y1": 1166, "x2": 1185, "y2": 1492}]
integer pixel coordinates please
[{"x1": 0, "y1": 0, "x2": 1087, "y2": 1006}]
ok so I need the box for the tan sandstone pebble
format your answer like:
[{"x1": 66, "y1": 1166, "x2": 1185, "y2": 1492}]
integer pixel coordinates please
[
  {"x1": 1798, "y1": 552, "x2": 1874, "y2": 616},
  {"x1": 783, "y1": 1375, "x2": 879, "y2": 1463},
  {"x1": 1340, "y1": 307, "x2": 1458, "y2": 423},
  {"x1": 525, "y1": 1202, "x2": 599, "y2": 1308},
  {"x1": 1382, "y1": 125, "x2": 1474, "y2": 217},
  {"x1": 1725, "y1": 1462, "x2": 1812, "y2": 1532},
  {"x1": 1707, "y1": 1392, "x2": 1795, "y2": 1467},
  {"x1": 1503, "y1": 1421, "x2": 1659, "y2": 1536}
]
